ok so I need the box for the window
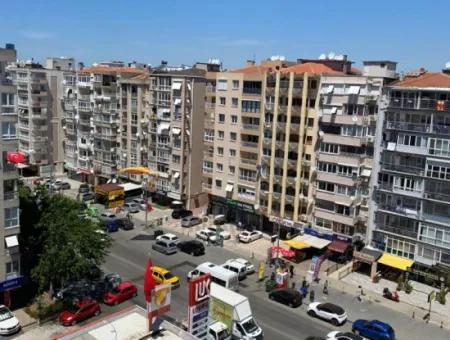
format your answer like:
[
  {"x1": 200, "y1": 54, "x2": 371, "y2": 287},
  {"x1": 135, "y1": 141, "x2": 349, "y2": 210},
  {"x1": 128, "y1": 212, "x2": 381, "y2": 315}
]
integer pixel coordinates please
[
  {"x1": 398, "y1": 134, "x2": 427, "y2": 147},
  {"x1": 238, "y1": 186, "x2": 256, "y2": 199},
  {"x1": 232, "y1": 98, "x2": 238, "y2": 108},
  {"x1": 218, "y1": 114, "x2": 225, "y2": 123},
  {"x1": 218, "y1": 131, "x2": 225, "y2": 140},
  {"x1": 239, "y1": 168, "x2": 257, "y2": 182},
  {"x1": 216, "y1": 163, "x2": 223, "y2": 173},
  {"x1": 4, "y1": 207, "x2": 19, "y2": 228},
  {"x1": 429, "y1": 138, "x2": 450, "y2": 157},
  {"x1": 229, "y1": 166, "x2": 235, "y2": 174},
  {"x1": 6, "y1": 261, "x2": 19, "y2": 276},
  {"x1": 204, "y1": 129, "x2": 214, "y2": 142},
  {"x1": 203, "y1": 161, "x2": 213, "y2": 173},
  {"x1": 231, "y1": 115, "x2": 238, "y2": 124},
  {"x1": 1, "y1": 122, "x2": 16, "y2": 139},
  {"x1": 172, "y1": 155, "x2": 181, "y2": 164},
  {"x1": 1, "y1": 93, "x2": 14, "y2": 106},
  {"x1": 309, "y1": 80, "x2": 317, "y2": 89},
  {"x1": 305, "y1": 136, "x2": 313, "y2": 145},
  {"x1": 219, "y1": 97, "x2": 226, "y2": 106},
  {"x1": 230, "y1": 149, "x2": 236, "y2": 157},
  {"x1": 215, "y1": 179, "x2": 222, "y2": 188},
  {"x1": 217, "y1": 80, "x2": 228, "y2": 91},
  {"x1": 307, "y1": 118, "x2": 314, "y2": 127},
  {"x1": 320, "y1": 143, "x2": 339, "y2": 154},
  {"x1": 230, "y1": 132, "x2": 237, "y2": 142},
  {"x1": 217, "y1": 147, "x2": 224, "y2": 156},
  {"x1": 232, "y1": 80, "x2": 239, "y2": 89},
  {"x1": 426, "y1": 164, "x2": 450, "y2": 180},
  {"x1": 241, "y1": 100, "x2": 260, "y2": 113}
]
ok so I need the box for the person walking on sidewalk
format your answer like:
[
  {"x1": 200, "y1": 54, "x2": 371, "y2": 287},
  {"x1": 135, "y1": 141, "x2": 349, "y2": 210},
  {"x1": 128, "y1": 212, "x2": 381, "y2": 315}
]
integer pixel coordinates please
[
  {"x1": 309, "y1": 289, "x2": 315, "y2": 302},
  {"x1": 323, "y1": 280, "x2": 329, "y2": 295},
  {"x1": 289, "y1": 265, "x2": 294, "y2": 279}
]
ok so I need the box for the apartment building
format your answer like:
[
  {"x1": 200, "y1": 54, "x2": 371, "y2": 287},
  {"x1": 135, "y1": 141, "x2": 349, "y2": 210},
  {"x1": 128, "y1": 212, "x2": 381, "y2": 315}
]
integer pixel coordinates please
[
  {"x1": 313, "y1": 58, "x2": 397, "y2": 242},
  {"x1": 0, "y1": 44, "x2": 22, "y2": 294},
  {"x1": 371, "y1": 65, "x2": 450, "y2": 267},
  {"x1": 61, "y1": 62, "x2": 149, "y2": 184},
  {"x1": 8, "y1": 57, "x2": 74, "y2": 175},
  {"x1": 148, "y1": 62, "x2": 212, "y2": 208}
]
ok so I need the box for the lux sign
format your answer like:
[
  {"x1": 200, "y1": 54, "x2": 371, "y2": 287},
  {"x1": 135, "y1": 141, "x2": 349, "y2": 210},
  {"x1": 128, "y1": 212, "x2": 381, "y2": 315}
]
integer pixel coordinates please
[{"x1": 188, "y1": 274, "x2": 211, "y2": 306}]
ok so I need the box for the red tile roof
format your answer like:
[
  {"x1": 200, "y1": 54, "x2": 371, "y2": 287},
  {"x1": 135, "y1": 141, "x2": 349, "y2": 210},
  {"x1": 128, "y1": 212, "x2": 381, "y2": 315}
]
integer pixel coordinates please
[
  {"x1": 282, "y1": 62, "x2": 343, "y2": 75},
  {"x1": 392, "y1": 72, "x2": 450, "y2": 88},
  {"x1": 80, "y1": 66, "x2": 148, "y2": 75},
  {"x1": 230, "y1": 64, "x2": 272, "y2": 75}
]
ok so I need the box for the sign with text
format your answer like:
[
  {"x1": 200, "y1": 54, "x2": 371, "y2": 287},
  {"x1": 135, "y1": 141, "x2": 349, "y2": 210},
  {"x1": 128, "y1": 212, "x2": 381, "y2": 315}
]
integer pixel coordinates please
[{"x1": 188, "y1": 274, "x2": 211, "y2": 338}]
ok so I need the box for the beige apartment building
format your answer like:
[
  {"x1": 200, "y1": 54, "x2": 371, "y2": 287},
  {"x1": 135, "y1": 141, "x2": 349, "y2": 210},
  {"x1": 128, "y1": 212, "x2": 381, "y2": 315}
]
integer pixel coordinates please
[
  {"x1": 8, "y1": 57, "x2": 74, "y2": 176},
  {"x1": 0, "y1": 44, "x2": 22, "y2": 295}
]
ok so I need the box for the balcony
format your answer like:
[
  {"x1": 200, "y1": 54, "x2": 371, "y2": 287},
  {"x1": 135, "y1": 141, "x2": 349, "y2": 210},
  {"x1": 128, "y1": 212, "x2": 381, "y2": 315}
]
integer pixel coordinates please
[
  {"x1": 3, "y1": 191, "x2": 18, "y2": 201},
  {"x1": 322, "y1": 133, "x2": 362, "y2": 147},
  {"x1": 240, "y1": 157, "x2": 258, "y2": 166},
  {"x1": 203, "y1": 167, "x2": 213, "y2": 174},
  {"x1": 388, "y1": 98, "x2": 450, "y2": 112},
  {"x1": 377, "y1": 202, "x2": 420, "y2": 219},
  {"x1": 242, "y1": 88, "x2": 262, "y2": 96},
  {"x1": 380, "y1": 162, "x2": 425, "y2": 176},
  {"x1": 314, "y1": 207, "x2": 356, "y2": 226},
  {"x1": 376, "y1": 224, "x2": 418, "y2": 240},
  {"x1": 239, "y1": 176, "x2": 257, "y2": 183},
  {"x1": 241, "y1": 141, "x2": 258, "y2": 150},
  {"x1": 206, "y1": 86, "x2": 216, "y2": 93},
  {"x1": 385, "y1": 121, "x2": 430, "y2": 133}
]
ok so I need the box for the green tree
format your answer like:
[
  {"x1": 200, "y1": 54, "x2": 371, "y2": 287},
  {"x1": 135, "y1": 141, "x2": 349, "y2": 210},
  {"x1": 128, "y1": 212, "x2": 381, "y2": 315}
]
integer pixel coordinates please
[{"x1": 30, "y1": 194, "x2": 112, "y2": 294}]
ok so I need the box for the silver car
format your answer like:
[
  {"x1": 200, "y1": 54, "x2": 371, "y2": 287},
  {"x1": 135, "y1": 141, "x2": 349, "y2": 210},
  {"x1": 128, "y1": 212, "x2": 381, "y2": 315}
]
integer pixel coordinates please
[
  {"x1": 152, "y1": 239, "x2": 178, "y2": 255},
  {"x1": 124, "y1": 202, "x2": 140, "y2": 213},
  {"x1": 181, "y1": 216, "x2": 202, "y2": 227}
]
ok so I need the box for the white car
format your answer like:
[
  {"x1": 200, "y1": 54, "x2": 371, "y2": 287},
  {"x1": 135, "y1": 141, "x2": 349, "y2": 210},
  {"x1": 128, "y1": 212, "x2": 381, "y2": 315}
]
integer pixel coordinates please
[
  {"x1": 132, "y1": 198, "x2": 147, "y2": 210},
  {"x1": 226, "y1": 258, "x2": 255, "y2": 274},
  {"x1": 0, "y1": 305, "x2": 20, "y2": 335},
  {"x1": 307, "y1": 302, "x2": 347, "y2": 326},
  {"x1": 123, "y1": 202, "x2": 140, "y2": 213},
  {"x1": 156, "y1": 233, "x2": 179, "y2": 244},
  {"x1": 238, "y1": 230, "x2": 263, "y2": 243},
  {"x1": 326, "y1": 331, "x2": 366, "y2": 340},
  {"x1": 196, "y1": 229, "x2": 218, "y2": 242},
  {"x1": 207, "y1": 225, "x2": 231, "y2": 240}
]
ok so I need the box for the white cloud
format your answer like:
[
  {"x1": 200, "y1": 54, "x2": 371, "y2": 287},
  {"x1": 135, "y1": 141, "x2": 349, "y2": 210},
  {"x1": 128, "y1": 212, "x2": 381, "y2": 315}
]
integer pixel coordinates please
[
  {"x1": 223, "y1": 39, "x2": 265, "y2": 47},
  {"x1": 22, "y1": 31, "x2": 54, "y2": 40}
]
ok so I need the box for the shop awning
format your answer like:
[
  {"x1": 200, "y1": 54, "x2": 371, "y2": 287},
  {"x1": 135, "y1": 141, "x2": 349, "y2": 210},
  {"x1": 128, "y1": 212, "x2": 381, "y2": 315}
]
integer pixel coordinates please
[
  {"x1": 378, "y1": 253, "x2": 414, "y2": 271},
  {"x1": 5, "y1": 235, "x2": 19, "y2": 248},
  {"x1": 284, "y1": 240, "x2": 310, "y2": 250},
  {"x1": 328, "y1": 240, "x2": 350, "y2": 254},
  {"x1": 291, "y1": 234, "x2": 331, "y2": 249},
  {"x1": 157, "y1": 122, "x2": 170, "y2": 134},
  {"x1": 353, "y1": 247, "x2": 383, "y2": 263},
  {"x1": 271, "y1": 246, "x2": 295, "y2": 258}
]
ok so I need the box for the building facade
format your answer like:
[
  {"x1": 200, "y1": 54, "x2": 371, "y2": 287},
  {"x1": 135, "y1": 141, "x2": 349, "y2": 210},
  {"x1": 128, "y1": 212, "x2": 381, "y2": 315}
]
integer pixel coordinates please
[
  {"x1": 371, "y1": 66, "x2": 450, "y2": 266},
  {"x1": 0, "y1": 44, "x2": 21, "y2": 293}
]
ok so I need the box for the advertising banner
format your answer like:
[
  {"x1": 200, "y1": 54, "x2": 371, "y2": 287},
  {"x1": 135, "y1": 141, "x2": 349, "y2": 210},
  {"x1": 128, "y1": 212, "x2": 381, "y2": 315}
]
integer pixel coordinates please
[
  {"x1": 148, "y1": 283, "x2": 171, "y2": 320},
  {"x1": 209, "y1": 296, "x2": 234, "y2": 331},
  {"x1": 188, "y1": 274, "x2": 211, "y2": 338}
]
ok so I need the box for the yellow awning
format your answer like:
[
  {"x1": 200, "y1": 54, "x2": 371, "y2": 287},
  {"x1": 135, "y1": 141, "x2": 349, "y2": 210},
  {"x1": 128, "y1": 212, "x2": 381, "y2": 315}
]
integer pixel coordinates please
[
  {"x1": 119, "y1": 166, "x2": 159, "y2": 176},
  {"x1": 378, "y1": 253, "x2": 414, "y2": 271},
  {"x1": 283, "y1": 240, "x2": 310, "y2": 250}
]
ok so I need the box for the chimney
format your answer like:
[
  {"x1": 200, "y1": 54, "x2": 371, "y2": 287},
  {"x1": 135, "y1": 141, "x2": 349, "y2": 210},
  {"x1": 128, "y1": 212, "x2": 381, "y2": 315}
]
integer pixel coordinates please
[{"x1": 246, "y1": 60, "x2": 255, "y2": 66}]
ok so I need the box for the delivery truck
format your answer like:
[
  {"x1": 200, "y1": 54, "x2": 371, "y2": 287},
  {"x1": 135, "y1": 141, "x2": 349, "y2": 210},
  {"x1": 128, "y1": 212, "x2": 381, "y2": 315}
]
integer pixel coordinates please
[{"x1": 209, "y1": 283, "x2": 263, "y2": 340}]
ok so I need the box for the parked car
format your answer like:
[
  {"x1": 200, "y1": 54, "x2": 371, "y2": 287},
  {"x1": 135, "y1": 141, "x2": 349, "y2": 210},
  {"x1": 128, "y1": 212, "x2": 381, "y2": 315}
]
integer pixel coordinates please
[
  {"x1": 132, "y1": 198, "x2": 147, "y2": 210},
  {"x1": 56, "y1": 280, "x2": 93, "y2": 301},
  {"x1": 0, "y1": 305, "x2": 21, "y2": 335},
  {"x1": 152, "y1": 239, "x2": 178, "y2": 255},
  {"x1": 352, "y1": 319, "x2": 395, "y2": 340},
  {"x1": 269, "y1": 288, "x2": 303, "y2": 308},
  {"x1": 222, "y1": 261, "x2": 247, "y2": 281},
  {"x1": 80, "y1": 192, "x2": 95, "y2": 202},
  {"x1": 59, "y1": 299, "x2": 101, "y2": 326},
  {"x1": 196, "y1": 229, "x2": 218, "y2": 242},
  {"x1": 181, "y1": 215, "x2": 202, "y2": 227},
  {"x1": 177, "y1": 240, "x2": 205, "y2": 256},
  {"x1": 124, "y1": 202, "x2": 140, "y2": 213},
  {"x1": 152, "y1": 266, "x2": 180, "y2": 289},
  {"x1": 102, "y1": 220, "x2": 120, "y2": 233},
  {"x1": 307, "y1": 302, "x2": 347, "y2": 326},
  {"x1": 117, "y1": 218, "x2": 134, "y2": 230},
  {"x1": 172, "y1": 209, "x2": 193, "y2": 219},
  {"x1": 78, "y1": 183, "x2": 90, "y2": 193},
  {"x1": 156, "y1": 233, "x2": 179, "y2": 244},
  {"x1": 99, "y1": 212, "x2": 118, "y2": 222},
  {"x1": 103, "y1": 281, "x2": 137, "y2": 305},
  {"x1": 326, "y1": 331, "x2": 365, "y2": 340},
  {"x1": 238, "y1": 230, "x2": 263, "y2": 243},
  {"x1": 226, "y1": 258, "x2": 255, "y2": 274},
  {"x1": 207, "y1": 225, "x2": 231, "y2": 239},
  {"x1": 52, "y1": 180, "x2": 71, "y2": 190}
]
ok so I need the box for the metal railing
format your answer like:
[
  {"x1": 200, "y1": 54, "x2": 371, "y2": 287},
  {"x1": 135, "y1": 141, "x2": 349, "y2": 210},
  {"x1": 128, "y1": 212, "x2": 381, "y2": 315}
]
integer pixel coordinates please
[
  {"x1": 376, "y1": 224, "x2": 417, "y2": 239},
  {"x1": 3, "y1": 191, "x2": 18, "y2": 200},
  {"x1": 241, "y1": 141, "x2": 258, "y2": 148},
  {"x1": 380, "y1": 162, "x2": 425, "y2": 176}
]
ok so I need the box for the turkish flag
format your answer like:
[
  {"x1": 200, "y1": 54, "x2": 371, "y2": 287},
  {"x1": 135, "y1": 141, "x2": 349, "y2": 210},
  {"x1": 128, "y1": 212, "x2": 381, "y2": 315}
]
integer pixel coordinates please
[{"x1": 143, "y1": 257, "x2": 156, "y2": 303}]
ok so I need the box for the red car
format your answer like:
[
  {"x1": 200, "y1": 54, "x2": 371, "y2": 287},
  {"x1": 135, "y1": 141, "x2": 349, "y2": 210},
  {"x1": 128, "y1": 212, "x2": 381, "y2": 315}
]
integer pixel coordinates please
[
  {"x1": 103, "y1": 281, "x2": 137, "y2": 305},
  {"x1": 59, "y1": 299, "x2": 101, "y2": 326}
]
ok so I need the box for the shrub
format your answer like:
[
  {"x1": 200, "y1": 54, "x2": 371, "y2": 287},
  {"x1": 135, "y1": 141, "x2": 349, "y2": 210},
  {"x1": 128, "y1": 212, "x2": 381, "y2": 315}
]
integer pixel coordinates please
[
  {"x1": 404, "y1": 280, "x2": 413, "y2": 294},
  {"x1": 24, "y1": 292, "x2": 64, "y2": 320}
]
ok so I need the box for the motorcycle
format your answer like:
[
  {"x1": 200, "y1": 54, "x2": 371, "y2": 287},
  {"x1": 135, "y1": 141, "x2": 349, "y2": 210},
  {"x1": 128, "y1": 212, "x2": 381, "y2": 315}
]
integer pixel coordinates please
[{"x1": 383, "y1": 287, "x2": 399, "y2": 302}]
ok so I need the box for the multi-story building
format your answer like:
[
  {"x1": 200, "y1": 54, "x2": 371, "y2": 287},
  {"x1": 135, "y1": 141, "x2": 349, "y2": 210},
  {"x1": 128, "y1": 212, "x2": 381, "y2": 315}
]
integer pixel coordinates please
[
  {"x1": 61, "y1": 62, "x2": 149, "y2": 184},
  {"x1": 371, "y1": 65, "x2": 450, "y2": 266},
  {"x1": 148, "y1": 62, "x2": 214, "y2": 208},
  {"x1": 8, "y1": 57, "x2": 75, "y2": 175},
  {"x1": 313, "y1": 58, "x2": 397, "y2": 242},
  {"x1": 0, "y1": 44, "x2": 22, "y2": 293}
]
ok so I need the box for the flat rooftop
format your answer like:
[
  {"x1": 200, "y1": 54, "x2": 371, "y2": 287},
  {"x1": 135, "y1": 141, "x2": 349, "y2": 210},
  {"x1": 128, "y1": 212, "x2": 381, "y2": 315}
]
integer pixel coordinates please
[{"x1": 52, "y1": 305, "x2": 197, "y2": 340}]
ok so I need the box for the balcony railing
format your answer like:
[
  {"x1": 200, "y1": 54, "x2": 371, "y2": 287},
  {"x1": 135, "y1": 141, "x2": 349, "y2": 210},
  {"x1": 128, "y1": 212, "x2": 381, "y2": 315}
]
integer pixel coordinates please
[
  {"x1": 385, "y1": 121, "x2": 430, "y2": 133},
  {"x1": 205, "y1": 102, "x2": 216, "y2": 109},
  {"x1": 239, "y1": 176, "x2": 257, "y2": 183},
  {"x1": 376, "y1": 224, "x2": 417, "y2": 239},
  {"x1": 241, "y1": 141, "x2": 258, "y2": 148},
  {"x1": 388, "y1": 98, "x2": 450, "y2": 112},
  {"x1": 243, "y1": 88, "x2": 262, "y2": 96},
  {"x1": 203, "y1": 168, "x2": 213, "y2": 173},
  {"x1": 240, "y1": 157, "x2": 258, "y2": 165},
  {"x1": 380, "y1": 162, "x2": 425, "y2": 176},
  {"x1": 3, "y1": 191, "x2": 18, "y2": 200},
  {"x1": 242, "y1": 124, "x2": 259, "y2": 130}
]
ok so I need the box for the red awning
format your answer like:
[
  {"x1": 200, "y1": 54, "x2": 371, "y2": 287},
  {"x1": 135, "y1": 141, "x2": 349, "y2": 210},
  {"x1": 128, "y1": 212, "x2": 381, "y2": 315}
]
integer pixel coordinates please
[
  {"x1": 271, "y1": 246, "x2": 295, "y2": 258},
  {"x1": 328, "y1": 240, "x2": 350, "y2": 254},
  {"x1": 6, "y1": 152, "x2": 26, "y2": 164}
]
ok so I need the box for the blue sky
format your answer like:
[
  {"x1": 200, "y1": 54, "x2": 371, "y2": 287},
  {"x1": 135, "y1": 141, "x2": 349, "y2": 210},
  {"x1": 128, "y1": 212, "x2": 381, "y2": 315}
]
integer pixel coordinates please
[{"x1": 1, "y1": 0, "x2": 449, "y2": 71}]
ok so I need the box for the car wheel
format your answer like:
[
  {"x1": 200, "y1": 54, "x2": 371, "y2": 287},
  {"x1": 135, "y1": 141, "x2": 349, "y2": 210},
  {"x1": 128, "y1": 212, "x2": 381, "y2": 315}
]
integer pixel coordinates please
[
  {"x1": 331, "y1": 319, "x2": 339, "y2": 326},
  {"x1": 307, "y1": 310, "x2": 316, "y2": 317},
  {"x1": 94, "y1": 310, "x2": 100, "y2": 316}
]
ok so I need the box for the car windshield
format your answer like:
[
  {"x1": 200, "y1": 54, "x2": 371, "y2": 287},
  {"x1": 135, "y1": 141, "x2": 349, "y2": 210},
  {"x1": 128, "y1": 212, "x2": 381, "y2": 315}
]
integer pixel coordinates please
[
  {"x1": 0, "y1": 307, "x2": 13, "y2": 321},
  {"x1": 164, "y1": 272, "x2": 174, "y2": 279},
  {"x1": 217, "y1": 328, "x2": 231, "y2": 340},
  {"x1": 66, "y1": 305, "x2": 79, "y2": 313},
  {"x1": 242, "y1": 318, "x2": 259, "y2": 333}
]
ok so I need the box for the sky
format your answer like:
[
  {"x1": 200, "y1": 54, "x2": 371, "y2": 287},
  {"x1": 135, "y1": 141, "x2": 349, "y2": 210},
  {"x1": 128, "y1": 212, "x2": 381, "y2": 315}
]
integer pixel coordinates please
[{"x1": 1, "y1": 0, "x2": 450, "y2": 72}]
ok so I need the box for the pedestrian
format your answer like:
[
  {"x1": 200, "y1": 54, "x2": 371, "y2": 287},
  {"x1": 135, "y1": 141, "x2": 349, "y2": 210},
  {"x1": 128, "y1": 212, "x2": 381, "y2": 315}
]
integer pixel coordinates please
[
  {"x1": 291, "y1": 281, "x2": 296, "y2": 289},
  {"x1": 302, "y1": 277, "x2": 307, "y2": 288},
  {"x1": 289, "y1": 265, "x2": 294, "y2": 279},
  {"x1": 309, "y1": 289, "x2": 315, "y2": 302},
  {"x1": 299, "y1": 285, "x2": 308, "y2": 299},
  {"x1": 323, "y1": 280, "x2": 328, "y2": 295}
]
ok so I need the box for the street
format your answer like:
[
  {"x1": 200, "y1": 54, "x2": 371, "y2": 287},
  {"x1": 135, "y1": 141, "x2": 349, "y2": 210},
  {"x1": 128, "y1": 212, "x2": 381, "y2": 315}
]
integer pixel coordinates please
[{"x1": 101, "y1": 212, "x2": 450, "y2": 340}]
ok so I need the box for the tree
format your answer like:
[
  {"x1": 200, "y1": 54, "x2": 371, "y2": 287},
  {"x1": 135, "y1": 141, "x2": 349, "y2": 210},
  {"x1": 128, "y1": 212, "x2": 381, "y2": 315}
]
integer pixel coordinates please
[{"x1": 29, "y1": 193, "x2": 112, "y2": 294}]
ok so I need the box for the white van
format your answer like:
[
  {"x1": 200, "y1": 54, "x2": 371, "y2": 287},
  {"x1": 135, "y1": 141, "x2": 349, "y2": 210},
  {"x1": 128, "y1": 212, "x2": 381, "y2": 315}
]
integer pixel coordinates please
[
  {"x1": 222, "y1": 261, "x2": 247, "y2": 281},
  {"x1": 188, "y1": 262, "x2": 239, "y2": 291}
]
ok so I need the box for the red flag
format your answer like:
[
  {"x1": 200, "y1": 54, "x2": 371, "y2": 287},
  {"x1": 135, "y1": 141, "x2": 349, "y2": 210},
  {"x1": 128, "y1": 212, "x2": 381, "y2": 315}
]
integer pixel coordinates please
[{"x1": 144, "y1": 257, "x2": 156, "y2": 303}]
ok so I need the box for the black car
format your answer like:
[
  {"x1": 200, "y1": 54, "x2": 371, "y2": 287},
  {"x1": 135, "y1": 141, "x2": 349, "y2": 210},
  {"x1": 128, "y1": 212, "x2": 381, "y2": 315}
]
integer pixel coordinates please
[
  {"x1": 171, "y1": 209, "x2": 193, "y2": 219},
  {"x1": 80, "y1": 192, "x2": 95, "y2": 202},
  {"x1": 78, "y1": 183, "x2": 90, "y2": 193},
  {"x1": 269, "y1": 288, "x2": 302, "y2": 308},
  {"x1": 177, "y1": 240, "x2": 205, "y2": 256},
  {"x1": 117, "y1": 218, "x2": 134, "y2": 230}
]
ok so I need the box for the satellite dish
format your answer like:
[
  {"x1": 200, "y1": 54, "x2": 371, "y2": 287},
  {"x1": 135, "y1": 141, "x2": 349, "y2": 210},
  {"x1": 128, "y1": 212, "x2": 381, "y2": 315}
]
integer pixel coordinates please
[
  {"x1": 319, "y1": 54, "x2": 326, "y2": 60},
  {"x1": 318, "y1": 131, "x2": 324, "y2": 137},
  {"x1": 328, "y1": 52, "x2": 335, "y2": 60}
]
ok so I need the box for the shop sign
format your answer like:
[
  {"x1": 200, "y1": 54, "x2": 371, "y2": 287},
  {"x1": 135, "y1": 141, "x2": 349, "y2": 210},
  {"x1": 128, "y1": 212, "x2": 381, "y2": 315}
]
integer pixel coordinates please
[
  {"x1": 188, "y1": 274, "x2": 211, "y2": 338},
  {"x1": 0, "y1": 275, "x2": 25, "y2": 292},
  {"x1": 304, "y1": 227, "x2": 334, "y2": 241},
  {"x1": 333, "y1": 234, "x2": 352, "y2": 243},
  {"x1": 353, "y1": 250, "x2": 375, "y2": 263},
  {"x1": 269, "y1": 216, "x2": 297, "y2": 228}
]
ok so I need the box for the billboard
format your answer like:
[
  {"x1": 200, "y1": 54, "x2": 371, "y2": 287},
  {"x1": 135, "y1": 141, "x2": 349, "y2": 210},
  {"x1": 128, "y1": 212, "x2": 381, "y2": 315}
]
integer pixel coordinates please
[
  {"x1": 188, "y1": 274, "x2": 211, "y2": 338},
  {"x1": 209, "y1": 296, "x2": 234, "y2": 331},
  {"x1": 147, "y1": 283, "x2": 171, "y2": 320}
]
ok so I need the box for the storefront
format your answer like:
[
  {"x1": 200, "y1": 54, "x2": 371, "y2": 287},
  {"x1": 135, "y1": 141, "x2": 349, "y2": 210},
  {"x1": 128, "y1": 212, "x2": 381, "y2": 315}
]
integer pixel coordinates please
[
  {"x1": 208, "y1": 195, "x2": 260, "y2": 227},
  {"x1": 407, "y1": 263, "x2": 450, "y2": 287},
  {"x1": 376, "y1": 253, "x2": 415, "y2": 282},
  {"x1": 327, "y1": 240, "x2": 353, "y2": 263},
  {"x1": 0, "y1": 275, "x2": 25, "y2": 307},
  {"x1": 353, "y1": 248, "x2": 383, "y2": 281}
]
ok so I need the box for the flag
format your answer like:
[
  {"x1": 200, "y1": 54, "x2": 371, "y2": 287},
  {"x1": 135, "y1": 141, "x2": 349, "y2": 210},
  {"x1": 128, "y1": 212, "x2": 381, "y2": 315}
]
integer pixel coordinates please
[{"x1": 144, "y1": 257, "x2": 156, "y2": 303}]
